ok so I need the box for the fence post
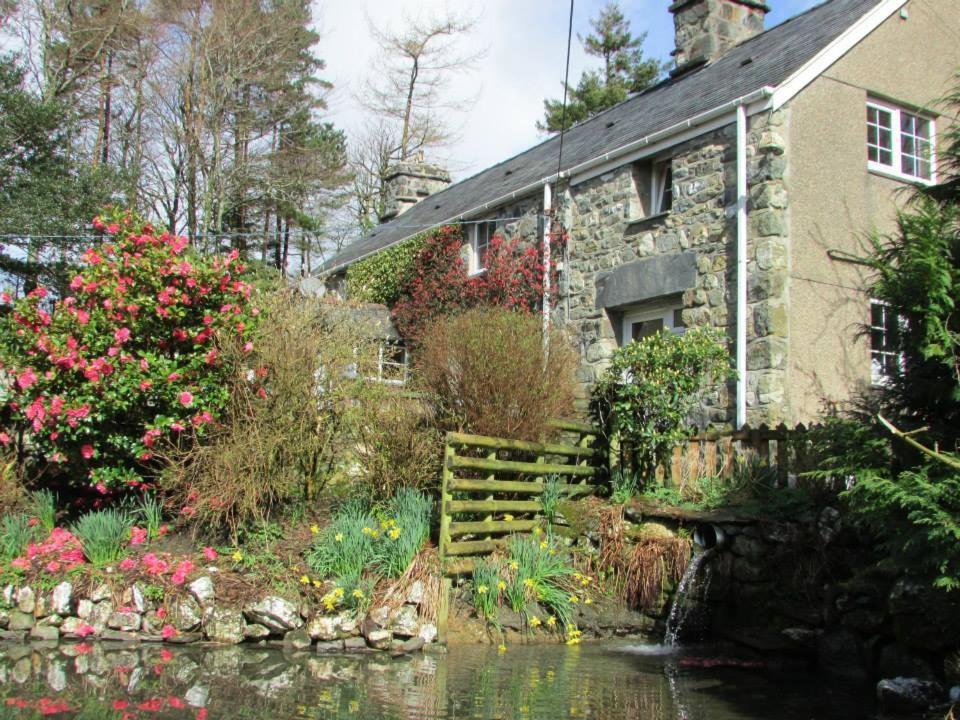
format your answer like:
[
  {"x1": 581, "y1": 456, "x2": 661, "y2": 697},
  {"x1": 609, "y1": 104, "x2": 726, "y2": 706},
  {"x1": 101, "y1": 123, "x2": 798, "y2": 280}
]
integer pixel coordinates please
[{"x1": 437, "y1": 437, "x2": 455, "y2": 643}]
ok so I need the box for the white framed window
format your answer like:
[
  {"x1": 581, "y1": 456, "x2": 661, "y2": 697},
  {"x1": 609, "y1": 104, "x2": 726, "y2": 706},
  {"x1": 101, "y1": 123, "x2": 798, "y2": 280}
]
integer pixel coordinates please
[
  {"x1": 652, "y1": 160, "x2": 673, "y2": 215},
  {"x1": 869, "y1": 299, "x2": 903, "y2": 386},
  {"x1": 621, "y1": 301, "x2": 686, "y2": 345},
  {"x1": 468, "y1": 221, "x2": 496, "y2": 275},
  {"x1": 867, "y1": 100, "x2": 935, "y2": 183},
  {"x1": 368, "y1": 341, "x2": 408, "y2": 385}
]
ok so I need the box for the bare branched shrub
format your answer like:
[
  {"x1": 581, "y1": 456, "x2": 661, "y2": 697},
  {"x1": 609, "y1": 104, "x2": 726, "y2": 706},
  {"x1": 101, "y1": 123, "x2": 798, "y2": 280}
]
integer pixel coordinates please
[
  {"x1": 162, "y1": 291, "x2": 381, "y2": 538},
  {"x1": 0, "y1": 450, "x2": 25, "y2": 513},
  {"x1": 415, "y1": 308, "x2": 578, "y2": 440}
]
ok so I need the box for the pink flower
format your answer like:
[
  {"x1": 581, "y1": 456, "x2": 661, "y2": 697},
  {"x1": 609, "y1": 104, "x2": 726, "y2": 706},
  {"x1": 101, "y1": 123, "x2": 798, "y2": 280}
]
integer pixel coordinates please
[
  {"x1": 156, "y1": 607, "x2": 167, "y2": 619},
  {"x1": 160, "y1": 624, "x2": 177, "y2": 640},
  {"x1": 139, "y1": 358, "x2": 149, "y2": 372},
  {"x1": 0, "y1": 432, "x2": 10, "y2": 446},
  {"x1": 10, "y1": 557, "x2": 29, "y2": 569},
  {"x1": 202, "y1": 547, "x2": 218, "y2": 561},
  {"x1": 114, "y1": 327, "x2": 131, "y2": 343},
  {"x1": 170, "y1": 571, "x2": 186, "y2": 585},
  {"x1": 119, "y1": 558, "x2": 137, "y2": 570},
  {"x1": 170, "y1": 422, "x2": 185, "y2": 432},
  {"x1": 95, "y1": 483, "x2": 108, "y2": 495},
  {"x1": 107, "y1": 223, "x2": 120, "y2": 234},
  {"x1": 139, "y1": 380, "x2": 152, "y2": 391},
  {"x1": 81, "y1": 445, "x2": 94, "y2": 459},
  {"x1": 28, "y1": 518, "x2": 39, "y2": 527},
  {"x1": 243, "y1": 342, "x2": 253, "y2": 353},
  {"x1": 129, "y1": 526, "x2": 148, "y2": 545},
  {"x1": 16, "y1": 368, "x2": 37, "y2": 390},
  {"x1": 74, "y1": 623, "x2": 95, "y2": 638},
  {"x1": 178, "y1": 391, "x2": 193, "y2": 407},
  {"x1": 76, "y1": 309, "x2": 90, "y2": 325}
]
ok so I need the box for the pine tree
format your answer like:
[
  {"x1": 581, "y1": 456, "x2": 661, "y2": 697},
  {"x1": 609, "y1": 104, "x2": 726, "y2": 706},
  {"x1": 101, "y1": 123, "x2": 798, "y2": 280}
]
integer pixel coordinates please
[{"x1": 539, "y1": 3, "x2": 661, "y2": 133}]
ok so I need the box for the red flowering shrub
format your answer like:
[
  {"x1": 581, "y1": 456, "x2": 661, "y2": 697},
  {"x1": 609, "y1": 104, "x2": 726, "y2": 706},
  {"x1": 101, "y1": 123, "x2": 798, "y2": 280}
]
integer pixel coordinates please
[
  {"x1": 0, "y1": 209, "x2": 259, "y2": 490},
  {"x1": 391, "y1": 225, "x2": 562, "y2": 345}
]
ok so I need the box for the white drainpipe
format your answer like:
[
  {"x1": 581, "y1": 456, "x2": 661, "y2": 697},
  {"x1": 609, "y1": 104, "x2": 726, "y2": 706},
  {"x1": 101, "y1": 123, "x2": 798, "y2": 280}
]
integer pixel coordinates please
[
  {"x1": 542, "y1": 182, "x2": 552, "y2": 336},
  {"x1": 735, "y1": 103, "x2": 748, "y2": 429}
]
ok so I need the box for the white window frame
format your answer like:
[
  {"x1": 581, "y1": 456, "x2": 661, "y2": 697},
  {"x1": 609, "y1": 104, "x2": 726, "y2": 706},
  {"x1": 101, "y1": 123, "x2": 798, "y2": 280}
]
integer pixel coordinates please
[
  {"x1": 366, "y1": 341, "x2": 408, "y2": 386},
  {"x1": 468, "y1": 221, "x2": 496, "y2": 275},
  {"x1": 869, "y1": 299, "x2": 904, "y2": 386},
  {"x1": 866, "y1": 99, "x2": 936, "y2": 185},
  {"x1": 651, "y1": 159, "x2": 673, "y2": 215},
  {"x1": 621, "y1": 301, "x2": 686, "y2": 346}
]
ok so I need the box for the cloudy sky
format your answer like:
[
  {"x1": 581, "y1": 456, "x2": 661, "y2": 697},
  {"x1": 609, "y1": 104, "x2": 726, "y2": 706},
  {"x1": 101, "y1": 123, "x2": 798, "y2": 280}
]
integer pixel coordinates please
[{"x1": 316, "y1": 0, "x2": 822, "y2": 180}]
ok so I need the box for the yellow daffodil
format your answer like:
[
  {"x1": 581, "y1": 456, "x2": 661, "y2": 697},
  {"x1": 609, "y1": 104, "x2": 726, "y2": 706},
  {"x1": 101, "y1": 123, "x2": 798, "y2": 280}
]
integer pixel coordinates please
[
  {"x1": 529, "y1": 616, "x2": 541, "y2": 627},
  {"x1": 584, "y1": 598, "x2": 593, "y2": 605},
  {"x1": 503, "y1": 514, "x2": 514, "y2": 521},
  {"x1": 388, "y1": 528, "x2": 401, "y2": 540},
  {"x1": 546, "y1": 615, "x2": 556, "y2": 627},
  {"x1": 523, "y1": 578, "x2": 535, "y2": 588},
  {"x1": 498, "y1": 643, "x2": 507, "y2": 654},
  {"x1": 532, "y1": 527, "x2": 542, "y2": 536},
  {"x1": 312, "y1": 579, "x2": 322, "y2": 588},
  {"x1": 299, "y1": 575, "x2": 310, "y2": 585},
  {"x1": 310, "y1": 524, "x2": 320, "y2": 534},
  {"x1": 231, "y1": 550, "x2": 243, "y2": 562},
  {"x1": 370, "y1": 529, "x2": 379, "y2": 538},
  {"x1": 509, "y1": 561, "x2": 519, "y2": 571},
  {"x1": 570, "y1": 595, "x2": 579, "y2": 604},
  {"x1": 361, "y1": 527, "x2": 372, "y2": 535},
  {"x1": 477, "y1": 584, "x2": 488, "y2": 594},
  {"x1": 497, "y1": 580, "x2": 506, "y2": 591},
  {"x1": 334, "y1": 532, "x2": 344, "y2": 542},
  {"x1": 352, "y1": 589, "x2": 364, "y2": 599},
  {"x1": 539, "y1": 540, "x2": 548, "y2": 549}
]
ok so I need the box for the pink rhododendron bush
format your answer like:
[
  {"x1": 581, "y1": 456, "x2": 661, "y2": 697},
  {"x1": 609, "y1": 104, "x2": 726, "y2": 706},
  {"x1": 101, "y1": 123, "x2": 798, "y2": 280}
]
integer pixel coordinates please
[{"x1": 0, "y1": 210, "x2": 260, "y2": 491}]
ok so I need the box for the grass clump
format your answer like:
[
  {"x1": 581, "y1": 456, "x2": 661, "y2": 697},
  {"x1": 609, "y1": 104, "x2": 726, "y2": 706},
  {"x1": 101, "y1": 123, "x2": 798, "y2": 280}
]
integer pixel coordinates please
[
  {"x1": 471, "y1": 558, "x2": 502, "y2": 622},
  {"x1": 305, "y1": 500, "x2": 378, "y2": 581},
  {"x1": 0, "y1": 513, "x2": 34, "y2": 562},
  {"x1": 504, "y1": 534, "x2": 576, "y2": 628},
  {"x1": 73, "y1": 509, "x2": 133, "y2": 566},
  {"x1": 374, "y1": 489, "x2": 432, "y2": 578},
  {"x1": 610, "y1": 467, "x2": 639, "y2": 505},
  {"x1": 541, "y1": 476, "x2": 564, "y2": 527},
  {"x1": 28, "y1": 489, "x2": 57, "y2": 532},
  {"x1": 137, "y1": 494, "x2": 164, "y2": 540}
]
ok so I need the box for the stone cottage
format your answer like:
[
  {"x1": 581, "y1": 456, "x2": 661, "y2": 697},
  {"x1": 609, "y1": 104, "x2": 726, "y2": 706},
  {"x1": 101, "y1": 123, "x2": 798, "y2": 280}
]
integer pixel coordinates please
[{"x1": 320, "y1": 0, "x2": 960, "y2": 428}]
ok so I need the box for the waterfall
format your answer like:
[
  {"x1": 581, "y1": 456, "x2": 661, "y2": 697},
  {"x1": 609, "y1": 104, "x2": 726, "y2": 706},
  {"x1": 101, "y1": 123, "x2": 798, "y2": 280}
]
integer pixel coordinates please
[{"x1": 664, "y1": 548, "x2": 714, "y2": 646}]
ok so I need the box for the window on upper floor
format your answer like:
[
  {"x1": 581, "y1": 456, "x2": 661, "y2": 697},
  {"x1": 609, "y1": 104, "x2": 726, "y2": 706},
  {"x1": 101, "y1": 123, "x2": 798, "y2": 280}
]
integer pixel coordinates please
[
  {"x1": 629, "y1": 158, "x2": 674, "y2": 220},
  {"x1": 869, "y1": 299, "x2": 903, "y2": 386},
  {"x1": 468, "y1": 221, "x2": 497, "y2": 275},
  {"x1": 867, "y1": 100, "x2": 935, "y2": 183},
  {"x1": 621, "y1": 301, "x2": 686, "y2": 345}
]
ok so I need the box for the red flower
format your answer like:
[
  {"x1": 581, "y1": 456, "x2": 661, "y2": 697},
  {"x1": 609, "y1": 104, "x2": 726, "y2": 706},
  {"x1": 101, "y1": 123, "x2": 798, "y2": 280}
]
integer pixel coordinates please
[
  {"x1": 178, "y1": 391, "x2": 194, "y2": 407},
  {"x1": 81, "y1": 445, "x2": 94, "y2": 459}
]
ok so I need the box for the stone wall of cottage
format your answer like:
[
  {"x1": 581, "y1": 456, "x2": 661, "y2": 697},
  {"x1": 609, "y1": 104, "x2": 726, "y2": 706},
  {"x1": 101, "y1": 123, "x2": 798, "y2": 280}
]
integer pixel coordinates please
[{"x1": 561, "y1": 109, "x2": 790, "y2": 427}]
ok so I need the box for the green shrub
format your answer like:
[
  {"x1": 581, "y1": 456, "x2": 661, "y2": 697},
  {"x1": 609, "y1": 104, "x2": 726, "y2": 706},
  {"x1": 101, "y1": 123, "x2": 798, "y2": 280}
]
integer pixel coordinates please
[
  {"x1": 609, "y1": 467, "x2": 639, "y2": 504},
  {"x1": 28, "y1": 489, "x2": 57, "y2": 532},
  {"x1": 0, "y1": 513, "x2": 33, "y2": 562},
  {"x1": 72, "y1": 509, "x2": 133, "y2": 566},
  {"x1": 374, "y1": 489, "x2": 432, "y2": 578},
  {"x1": 592, "y1": 327, "x2": 732, "y2": 481},
  {"x1": 345, "y1": 234, "x2": 424, "y2": 305},
  {"x1": 306, "y1": 500, "x2": 378, "y2": 581},
  {"x1": 416, "y1": 307, "x2": 578, "y2": 440}
]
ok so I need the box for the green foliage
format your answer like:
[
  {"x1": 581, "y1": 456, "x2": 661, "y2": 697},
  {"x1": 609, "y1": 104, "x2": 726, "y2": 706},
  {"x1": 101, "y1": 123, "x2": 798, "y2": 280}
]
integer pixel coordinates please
[
  {"x1": 505, "y1": 534, "x2": 575, "y2": 628},
  {"x1": 137, "y1": 494, "x2": 164, "y2": 540},
  {"x1": 345, "y1": 234, "x2": 425, "y2": 305},
  {"x1": 592, "y1": 327, "x2": 732, "y2": 480},
  {"x1": 539, "y1": 3, "x2": 661, "y2": 133},
  {"x1": 0, "y1": 513, "x2": 33, "y2": 562},
  {"x1": 471, "y1": 558, "x2": 502, "y2": 621},
  {"x1": 540, "y1": 476, "x2": 563, "y2": 527},
  {"x1": 609, "y1": 466, "x2": 639, "y2": 504},
  {"x1": 305, "y1": 500, "x2": 377, "y2": 582},
  {"x1": 72, "y1": 508, "x2": 133, "y2": 566},
  {"x1": 373, "y1": 489, "x2": 432, "y2": 578},
  {"x1": 28, "y1": 489, "x2": 56, "y2": 531}
]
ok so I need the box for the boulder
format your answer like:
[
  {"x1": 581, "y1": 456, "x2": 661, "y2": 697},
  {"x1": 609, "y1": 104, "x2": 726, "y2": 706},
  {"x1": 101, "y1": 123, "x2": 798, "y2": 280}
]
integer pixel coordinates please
[
  {"x1": 32, "y1": 593, "x2": 51, "y2": 618},
  {"x1": 876, "y1": 677, "x2": 944, "y2": 715},
  {"x1": 61, "y1": 617, "x2": 93, "y2": 638},
  {"x1": 406, "y1": 581, "x2": 425, "y2": 606},
  {"x1": 307, "y1": 616, "x2": 339, "y2": 642},
  {"x1": 8, "y1": 610, "x2": 34, "y2": 631},
  {"x1": 343, "y1": 636, "x2": 367, "y2": 651},
  {"x1": 244, "y1": 596, "x2": 303, "y2": 632},
  {"x1": 283, "y1": 629, "x2": 312, "y2": 650},
  {"x1": 89, "y1": 583, "x2": 112, "y2": 602},
  {"x1": 76, "y1": 599, "x2": 93, "y2": 620},
  {"x1": 336, "y1": 615, "x2": 359, "y2": 638},
  {"x1": 315, "y1": 640, "x2": 344, "y2": 654},
  {"x1": 390, "y1": 606, "x2": 420, "y2": 638},
  {"x1": 50, "y1": 582, "x2": 73, "y2": 616},
  {"x1": 16, "y1": 586, "x2": 35, "y2": 614},
  {"x1": 203, "y1": 606, "x2": 245, "y2": 644},
  {"x1": 169, "y1": 596, "x2": 202, "y2": 632},
  {"x1": 108, "y1": 611, "x2": 142, "y2": 632},
  {"x1": 365, "y1": 629, "x2": 392, "y2": 650},
  {"x1": 188, "y1": 577, "x2": 216, "y2": 607},
  {"x1": 122, "y1": 585, "x2": 149, "y2": 614},
  {"x1": 29, "y1": 624, "x2": 59, "y2": 642},
  {"x1": 89, "y1": 601, "x2": 114, "y2": 634},
  {"x1": 392, "y1": 636, "x2": 424, "y2": 656},
  {"x1": 418, "y1": 623, "x2": 438, "y2": 644},
  {"x1": 244, "y1": 623, "x2": 271, "y2": 640},
  {"x1": 142, "y1": 610, "x2": 165, "y2": 635}
]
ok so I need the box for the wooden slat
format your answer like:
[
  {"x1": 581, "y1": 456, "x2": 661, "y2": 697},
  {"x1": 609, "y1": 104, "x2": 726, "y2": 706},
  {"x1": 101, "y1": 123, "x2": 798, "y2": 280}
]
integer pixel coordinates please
[
  {"x1": 547, "y1": 418, "x2": 596, "y2": 434},
  {"x1": 444, "y1": 557, "x2": 476, "y2": 575},
  {"x1": 445, "y1": 431, "x2": 597, "y2": 458},
  {"x1": 448, "y1": 519, "x2": 538, "y2": 537},
  {"x1": 447, "y1": 454, "x2": 595, "y2": 477},
  {"x1": 447, "y1": 499, "x2": 542, "y2": 514},
  {"x1": 445, "y1": 539, "x2": 506, "y2": 556},
  {"x1": 448, "y1": 477, "x2": 597, "y2": 496}
]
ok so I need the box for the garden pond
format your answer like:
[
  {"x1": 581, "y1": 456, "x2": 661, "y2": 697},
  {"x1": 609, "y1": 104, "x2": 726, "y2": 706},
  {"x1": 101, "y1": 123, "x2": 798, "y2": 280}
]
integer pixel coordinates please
[{"x1": 0, "y1": 639, "x2": 875, "y2": 719}]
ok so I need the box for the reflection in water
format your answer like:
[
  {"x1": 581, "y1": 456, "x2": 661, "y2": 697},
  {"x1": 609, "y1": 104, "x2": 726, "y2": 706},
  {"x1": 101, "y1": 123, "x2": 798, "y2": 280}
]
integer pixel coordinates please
[{"x1": 0, "y1": 640, "x2": 873, "y2": 719}]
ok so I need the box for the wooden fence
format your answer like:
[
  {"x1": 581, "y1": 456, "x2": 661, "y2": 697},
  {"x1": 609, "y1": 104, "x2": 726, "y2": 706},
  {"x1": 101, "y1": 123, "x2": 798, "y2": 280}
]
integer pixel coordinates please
[{"x1": 438, "y1": 419, "x2": 600, "y2": 577}]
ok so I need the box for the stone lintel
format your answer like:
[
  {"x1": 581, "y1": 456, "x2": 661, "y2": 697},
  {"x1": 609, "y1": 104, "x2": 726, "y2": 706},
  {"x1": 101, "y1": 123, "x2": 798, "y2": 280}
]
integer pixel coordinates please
[{"x1": 595, "y1": 252, "x2": 698, "y2": 310}]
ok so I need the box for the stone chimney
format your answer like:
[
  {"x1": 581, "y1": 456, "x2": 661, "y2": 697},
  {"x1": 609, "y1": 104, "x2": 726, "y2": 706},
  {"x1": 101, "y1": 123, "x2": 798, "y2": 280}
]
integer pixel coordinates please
[
  {"x1": 669, "y1": 0, "x2": 769, "y2": 75},
  {"x1": 380, "y1": 155, "x2": 451, "y2": 223}
]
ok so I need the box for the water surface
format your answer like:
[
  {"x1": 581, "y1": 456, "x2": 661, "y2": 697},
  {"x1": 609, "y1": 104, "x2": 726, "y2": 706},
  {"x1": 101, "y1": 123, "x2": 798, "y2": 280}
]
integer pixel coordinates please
[{"x1": 0, "y1": 640, "x2": 873, "y2": 719}]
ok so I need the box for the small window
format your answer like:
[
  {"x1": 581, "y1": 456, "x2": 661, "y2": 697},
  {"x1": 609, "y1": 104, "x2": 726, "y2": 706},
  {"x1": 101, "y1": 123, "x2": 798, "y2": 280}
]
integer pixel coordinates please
[
  {"x1": 869, "y1": 299, "x2": 902, "y2": 385},
  {"x1": 653, "y1": 160, "x2": 673, "y2": 215},
  {"x1": 621, "y1": 302, "x2": 685, "y2": 345},
  {"x1": 469, "y1": 221, "x2": 496, "y2": 274},
  {"x1": 369, "y1": 342, "x2": 408, "y2": 385},
  {"x1": 866, "y1": 100, "x2": 935, "y2": 183}
]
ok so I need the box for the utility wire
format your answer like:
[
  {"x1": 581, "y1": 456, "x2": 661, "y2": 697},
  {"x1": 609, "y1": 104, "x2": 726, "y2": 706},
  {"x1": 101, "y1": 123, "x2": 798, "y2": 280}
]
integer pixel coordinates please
[{"x1": 555, "y1": 0, "x2": 576, "y2": 183}]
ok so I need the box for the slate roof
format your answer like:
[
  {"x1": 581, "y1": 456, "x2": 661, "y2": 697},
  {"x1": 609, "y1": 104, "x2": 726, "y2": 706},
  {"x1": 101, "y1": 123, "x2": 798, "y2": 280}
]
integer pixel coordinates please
[{"x1": 321, "y1": 0, "x2": 885, "y2": 274}]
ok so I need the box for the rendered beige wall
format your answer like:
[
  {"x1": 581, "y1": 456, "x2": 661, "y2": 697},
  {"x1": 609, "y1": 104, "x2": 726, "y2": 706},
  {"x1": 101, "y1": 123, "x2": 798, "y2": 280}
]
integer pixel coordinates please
[{"x1": 784, "y1": 0, "x2": 960, "y2": 422}]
